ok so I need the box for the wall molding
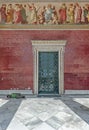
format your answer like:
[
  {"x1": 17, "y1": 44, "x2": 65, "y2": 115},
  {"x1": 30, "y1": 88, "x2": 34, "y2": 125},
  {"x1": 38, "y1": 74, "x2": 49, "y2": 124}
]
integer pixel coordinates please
[
  {"x1": 0, "y1": 90, "x2": 33, "y2": 95},
  {"x1": 0, "y1": 0, "x2": 88, "y2": 2},
  {"x1": 65, "y1": 90, "x2": 89, "y2": 94},
  {"x1": 0, "y1": 0, "x2": 89, "y2": 3}
]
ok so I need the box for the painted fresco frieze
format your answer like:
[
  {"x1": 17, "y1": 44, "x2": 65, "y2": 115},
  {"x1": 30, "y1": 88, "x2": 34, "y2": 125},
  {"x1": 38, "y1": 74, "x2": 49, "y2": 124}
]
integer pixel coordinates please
[{"x1": 0, "y1": 1, "x2": 89, "y2": 29}]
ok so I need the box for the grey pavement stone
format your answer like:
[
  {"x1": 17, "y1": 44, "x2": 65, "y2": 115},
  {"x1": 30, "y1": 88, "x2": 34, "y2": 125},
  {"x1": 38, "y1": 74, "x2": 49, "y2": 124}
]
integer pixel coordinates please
[
  {"x1": 46, "y1": 116, "x2": 64, "y2": 129},
  {"x1": 0, "y1": 125, "x2": 2, "y2": 130}
]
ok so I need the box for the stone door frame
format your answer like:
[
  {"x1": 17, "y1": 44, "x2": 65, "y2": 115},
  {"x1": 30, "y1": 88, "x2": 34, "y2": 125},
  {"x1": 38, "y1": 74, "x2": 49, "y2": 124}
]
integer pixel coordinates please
[{"x1": 32, "y1": 40, "x2": 67, "y2": 95}]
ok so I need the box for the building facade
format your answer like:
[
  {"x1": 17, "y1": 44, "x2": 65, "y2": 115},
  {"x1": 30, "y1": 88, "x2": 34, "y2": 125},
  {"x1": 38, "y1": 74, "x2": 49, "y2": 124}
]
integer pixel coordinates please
[{"x1": 0, "y1": 0, "x2": 89, "y2": 95}]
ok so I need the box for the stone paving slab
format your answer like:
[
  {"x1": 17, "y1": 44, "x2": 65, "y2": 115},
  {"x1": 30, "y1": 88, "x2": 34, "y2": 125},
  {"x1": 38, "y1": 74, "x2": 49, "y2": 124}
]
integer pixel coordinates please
[{"x1": 0, "y1": 95, "x2": 89, "y2": 130}]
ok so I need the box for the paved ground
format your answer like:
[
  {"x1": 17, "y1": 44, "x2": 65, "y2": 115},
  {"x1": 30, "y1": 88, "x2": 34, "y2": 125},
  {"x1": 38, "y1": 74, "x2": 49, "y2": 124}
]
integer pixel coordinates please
[{"x1": 0, "y1": 95, "x2": 89, "y2": 130}]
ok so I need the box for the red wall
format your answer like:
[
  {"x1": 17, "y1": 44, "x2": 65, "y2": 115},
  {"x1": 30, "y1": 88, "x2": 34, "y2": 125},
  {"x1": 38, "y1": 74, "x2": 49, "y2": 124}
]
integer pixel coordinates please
[{"x1": 0, "y1": 30, "x2": 89, "y2": 90}]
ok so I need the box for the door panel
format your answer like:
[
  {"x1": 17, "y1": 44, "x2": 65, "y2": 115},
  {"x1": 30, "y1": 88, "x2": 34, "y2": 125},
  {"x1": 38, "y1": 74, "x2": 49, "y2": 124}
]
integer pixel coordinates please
[{"x1": 38, "y1": 52, "x2": 59, "y2": 94}]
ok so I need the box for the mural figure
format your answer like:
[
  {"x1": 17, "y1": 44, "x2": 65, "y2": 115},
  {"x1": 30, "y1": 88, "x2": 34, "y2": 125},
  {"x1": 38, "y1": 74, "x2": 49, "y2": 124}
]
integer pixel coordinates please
[
  {"x1": 6, "y1": 4, "x2": 14, "y2": 23},
  {"x1": 74, "y1": 3, "x2": 82, "y2": 24},
  {"x1": 0, "y1": 4, "x2": 6, "y2": 23},
  {"x1": 87, "y1": 12, "x2": 89, "y2": 23},
  {"x1": 52, "y1": 6, "x2": 58, "y2": 24},
  {"x1": 27, "y1": 3, "x2": 38, "y2": 24},
  {"x1": 83, "y1": 6, "x2": 88, "y2": 23},
  {"x1": 67, "y1": 4, "x2": 75, "y2": 23},
  {"x1": 14, "y1": 4, "x2": 23, "y2": 24},
  {"x1": 38, "y1": 6, "x2": 45, "y2": 24},
  {"x1": 20, "y1": 4, "x2": 27, "y2": 24},
  {"x1": 59, "y1": 3, "x2": 67, "y2": 24},
  {"x1": 44, "y1": 4, "x2": 53, "y2": 24}
]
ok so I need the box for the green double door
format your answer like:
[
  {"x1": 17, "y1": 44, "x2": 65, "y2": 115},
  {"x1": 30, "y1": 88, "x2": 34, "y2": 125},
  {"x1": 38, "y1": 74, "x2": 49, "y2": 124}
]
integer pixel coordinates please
[{"x1": 38, "y1": 52, "x2": 59, "y2": 94}]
